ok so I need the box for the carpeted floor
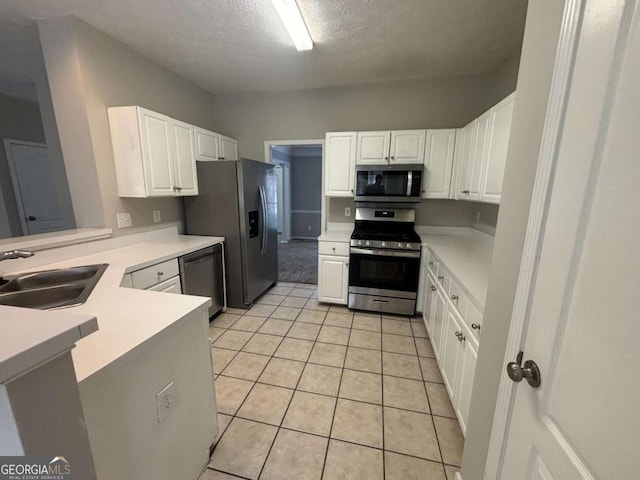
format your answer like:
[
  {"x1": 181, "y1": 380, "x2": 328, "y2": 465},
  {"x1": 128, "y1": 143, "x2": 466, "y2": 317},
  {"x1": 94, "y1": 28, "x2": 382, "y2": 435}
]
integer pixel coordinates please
[{"x1": 278, "y1": 238, "x2": 318, "y2": 285}]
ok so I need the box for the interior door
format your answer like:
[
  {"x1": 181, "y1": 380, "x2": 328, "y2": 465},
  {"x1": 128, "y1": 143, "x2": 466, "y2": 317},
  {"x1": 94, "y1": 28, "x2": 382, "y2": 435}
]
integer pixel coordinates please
[
  {"x1": 499, "y1": 1, "x2": 640, "y2": 478},
  {"x1": 4, "y1": 140, "x2": 64, "y2": 235}
]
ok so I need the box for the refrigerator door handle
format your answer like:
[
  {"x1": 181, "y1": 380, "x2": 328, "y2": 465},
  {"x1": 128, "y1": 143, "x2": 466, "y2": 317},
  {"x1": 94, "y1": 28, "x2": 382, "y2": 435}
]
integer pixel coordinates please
[{"x1": 259, "y1": 184, "x2": 268, "y2": 254}]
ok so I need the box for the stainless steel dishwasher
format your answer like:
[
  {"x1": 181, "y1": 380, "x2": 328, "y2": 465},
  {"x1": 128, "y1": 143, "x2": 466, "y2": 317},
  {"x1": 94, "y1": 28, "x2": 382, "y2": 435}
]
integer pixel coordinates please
[{"x1": 179, "y1": 244, "x2": 224, "y2": 318}]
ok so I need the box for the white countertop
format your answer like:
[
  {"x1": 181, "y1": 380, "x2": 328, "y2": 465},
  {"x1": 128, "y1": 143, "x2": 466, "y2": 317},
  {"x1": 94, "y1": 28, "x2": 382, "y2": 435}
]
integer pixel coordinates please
[
  {"x1": 418, "y1": 228, "x2": 494, "y2": 309},
  {"x1": 0, "y1": 231, "x2": 224, "y2": 383},
  {"x1": 318, "y1": 230, "x2": 352, "y2": 242},
  {"x1": 0, "y1": 306, "x2": 97, "y2": 383}
]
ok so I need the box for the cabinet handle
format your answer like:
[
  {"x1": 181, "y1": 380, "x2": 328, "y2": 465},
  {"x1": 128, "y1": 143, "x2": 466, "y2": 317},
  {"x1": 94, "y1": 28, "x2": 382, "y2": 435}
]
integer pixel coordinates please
[
  {"x1": 332, "y1": 247, "x2": 336, "y2": 252},
  {"x1": 384, "y1": 156, "x2": 389, "y2": 161},
  {"x1": 428, "y1": 261, "x2": 434, "y2": 266},
  {"x1": 218, "y1": 156, "x2": 225, "y2": 160},
  {"x1": 463, "y1": 190, "x2": 470, "y2": 194},
  {"x1": 158, "y1": 271, "x2": 164, "y2": 276},
  {"x1": 350, "y1": 189, "x2": 354, "y2": 193},
  {"x1": 451, "y1": 294, "x2": 459, "y2": 302},
  {"x1": 429, "y1": 284, "x2": 436, "y2": 292},
  {"x1": 390, "y1": 155, "x2": 395, "y2": 160},
  {"x1": 455, "y1": 331, "x2": 465, "y2": 342},
  {"x1": 437, "y1": 275, "x2": 445, "y2": 280},
  {"x1": 471, "y1": 323, "x2": 481, "y2": 330}
]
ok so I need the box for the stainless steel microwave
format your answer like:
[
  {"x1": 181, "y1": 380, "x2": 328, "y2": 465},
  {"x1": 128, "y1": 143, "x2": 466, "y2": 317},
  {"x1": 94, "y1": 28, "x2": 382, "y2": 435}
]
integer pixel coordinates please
[{"x1": 354, "y1": 164, "x2": 423, "y2": 203}]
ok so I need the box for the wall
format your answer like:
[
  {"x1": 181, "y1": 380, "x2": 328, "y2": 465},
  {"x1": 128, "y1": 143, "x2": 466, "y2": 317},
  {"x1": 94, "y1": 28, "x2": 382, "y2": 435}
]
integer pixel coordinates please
[
  {"x1": 38, "y1": 16, "x2": 219, "y2": 234},
  {"x1": 290, "y1": 154, "x2": 322, "y2": 238},
  {"x1": 460, "y1": 1, "x2": 566, "y2": 478},
  {"x1": 213, "y1": 73, "x2": 516, "y2": 162}
]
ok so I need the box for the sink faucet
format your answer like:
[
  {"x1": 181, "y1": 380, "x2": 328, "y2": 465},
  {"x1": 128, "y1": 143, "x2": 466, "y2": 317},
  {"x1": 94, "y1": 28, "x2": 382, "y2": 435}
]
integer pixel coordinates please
[{"x1": 0, "y1": 250, "x2": 35, "y2": 261}]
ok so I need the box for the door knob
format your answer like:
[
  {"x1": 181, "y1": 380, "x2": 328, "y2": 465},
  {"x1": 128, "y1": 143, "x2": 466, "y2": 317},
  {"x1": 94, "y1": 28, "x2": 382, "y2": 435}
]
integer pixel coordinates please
[
  {"x1": 429, "y1": 284, "x2": 436, "y2": 291},
  {"x1": 506, "y1": 351, "x2": 541, "y2": 388},
  {"x1": 27, "y1": 216, "x2": 37, "y2": 221}
]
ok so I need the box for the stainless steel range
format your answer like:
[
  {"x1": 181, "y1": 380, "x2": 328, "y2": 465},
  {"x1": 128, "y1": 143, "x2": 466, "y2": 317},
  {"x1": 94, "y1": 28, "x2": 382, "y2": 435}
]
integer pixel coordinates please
[{"x1": 348, "y1": 207, "x2": 421, "y2": 316}]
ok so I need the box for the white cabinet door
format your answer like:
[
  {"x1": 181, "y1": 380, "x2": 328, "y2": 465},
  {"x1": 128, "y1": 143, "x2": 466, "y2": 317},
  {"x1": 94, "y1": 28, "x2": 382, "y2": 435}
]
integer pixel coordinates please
[
  {"x1": 468, "y1": 111, "x2": 491, "y2": 202},
  {"x1": 147, "y1": 275, "x2": 183, "y2": 294},
  {"x1": 430, "y1": 287, "x2": 448, "y2": 360},
  {"x1": 454, "y1": 123, "x2": 473, "y2": 199},
  {"x1": 455, "y1": 331, "x2": 478, "y2": 436},
  {"x1": 317, "y1": 255, "x2": 348, "y2": 304},
  {"x1": 481, "y1": 92, "x2": 515, "y2": 204},
  {"x1": 138, "y1": 108, "x2": 175, "y2": 197},
  {"x1": 356, "y1": 131, "x2": 391, "y2": 165},
  {"x1": 219, "y1": 135, "x2": 238, "y2": 160},
  {"x1": 325, "y1": 132, "x2": 357, "y2": 196},
  {"x1": 422, "y1": 129, "x2": 456, "y2": 198},
  {"x1": 171, "y1": 120, "x2": 198, "y2": 196},
  {"x1": 423, "y1": 273, "x2": 438, "y2": 332},
  {"x1": 440, "y1": 309, "x2": 462, "y2": 397},
  {"x1": 194, "y1": 127, "x2": 220, "y2": 162},
  {"x1": 390, "y1": 129, "x2": 426, "y2": 164}
]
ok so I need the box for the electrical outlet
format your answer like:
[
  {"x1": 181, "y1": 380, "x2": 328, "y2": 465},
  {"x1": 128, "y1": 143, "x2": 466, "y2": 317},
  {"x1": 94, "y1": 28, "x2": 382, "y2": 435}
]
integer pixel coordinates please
[
  {"x1": 153, "y1": 210, "x2": 161, "y2": 223},
  {"x1": 475, "y1": 211, "x2": 481, "y2": 223},
  {"x1": 116, "y1": 212, "x2": 132, "y2": 228},
  {"x1": 345, "y1": 207, "x2": 351, "y2": 217},
  {"x1": 156, "y1": 381, "x2": 175, "y2": 423}
]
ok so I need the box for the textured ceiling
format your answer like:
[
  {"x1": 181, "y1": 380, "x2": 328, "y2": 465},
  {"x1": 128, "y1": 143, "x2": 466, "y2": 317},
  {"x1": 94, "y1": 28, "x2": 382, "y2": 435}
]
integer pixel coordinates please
[{"x1": 0, "y1": 0, "x2": 527, "y2": 95}]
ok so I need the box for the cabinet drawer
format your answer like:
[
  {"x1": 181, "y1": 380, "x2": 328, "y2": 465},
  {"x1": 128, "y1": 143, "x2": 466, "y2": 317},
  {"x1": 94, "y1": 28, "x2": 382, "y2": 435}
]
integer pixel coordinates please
[
  {"x1": 448, "y1": 278, "x2": 469, "y2": 318},
  {"x1": 435, "y1": 264, "x2": 451, "y2": 292},
  {"x1": 131, "y1": 258, "x2": 180, "y2": 289},
  {"x1": 465, "y1": 303, "x2": 483, "y2": 341},
  {"x1": 318, "y1": 241, "x2": 350, "y2": 257}
]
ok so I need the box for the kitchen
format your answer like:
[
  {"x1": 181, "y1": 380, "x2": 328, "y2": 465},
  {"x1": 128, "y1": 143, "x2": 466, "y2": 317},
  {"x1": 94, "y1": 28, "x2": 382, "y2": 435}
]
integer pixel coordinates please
[{"x1": 1, "y1": 1, "x2": 638, "y2": 480}]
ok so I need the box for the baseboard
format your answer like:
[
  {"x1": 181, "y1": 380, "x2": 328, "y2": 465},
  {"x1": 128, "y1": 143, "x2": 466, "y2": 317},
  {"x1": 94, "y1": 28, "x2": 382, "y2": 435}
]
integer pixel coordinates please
[{"x1": 455, "y1": 472, "x2": 463, "y2": 480}]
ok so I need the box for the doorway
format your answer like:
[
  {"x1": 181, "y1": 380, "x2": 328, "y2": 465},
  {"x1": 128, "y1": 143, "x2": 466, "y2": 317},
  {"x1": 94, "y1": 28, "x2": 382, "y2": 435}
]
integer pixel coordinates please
[
  {"x1": 2, "y1": 139, "x2": 66, "y2": 236},
  {"x1": 266, "y1": 140, "x2": 323, "y2": 285}
]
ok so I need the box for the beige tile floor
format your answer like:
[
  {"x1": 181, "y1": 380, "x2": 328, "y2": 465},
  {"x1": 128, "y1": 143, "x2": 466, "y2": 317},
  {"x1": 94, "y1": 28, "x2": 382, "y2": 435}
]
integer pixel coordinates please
[{"x1": 201, "y1": 283, "x2": 463, "y2": 480}]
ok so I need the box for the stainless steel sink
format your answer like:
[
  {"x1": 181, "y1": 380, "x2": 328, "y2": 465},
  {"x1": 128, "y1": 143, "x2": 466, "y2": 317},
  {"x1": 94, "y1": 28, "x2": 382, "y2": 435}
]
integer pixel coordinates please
[{"x1": 0, "y1": 264, "x2": 108, "y2": 309}]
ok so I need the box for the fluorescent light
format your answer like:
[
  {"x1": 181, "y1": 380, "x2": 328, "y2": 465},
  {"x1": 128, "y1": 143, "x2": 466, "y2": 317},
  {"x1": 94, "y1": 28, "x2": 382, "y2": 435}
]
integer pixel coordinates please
[{"x1": 271, "y1": 0, "x2": 313, "y2": 51}]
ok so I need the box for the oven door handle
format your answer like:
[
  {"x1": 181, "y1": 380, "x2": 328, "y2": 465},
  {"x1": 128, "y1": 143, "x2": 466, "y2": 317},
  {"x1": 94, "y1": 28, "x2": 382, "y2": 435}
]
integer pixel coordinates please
[{"x1": 350, "y1": 247, "x2": 420, "y2": 258}]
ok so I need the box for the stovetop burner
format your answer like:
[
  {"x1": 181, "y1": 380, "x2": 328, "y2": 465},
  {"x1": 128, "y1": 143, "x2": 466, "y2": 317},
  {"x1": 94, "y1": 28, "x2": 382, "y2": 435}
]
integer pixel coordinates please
[{"x1": 350, "y1": 208, "x2": 421, "y2": 251}]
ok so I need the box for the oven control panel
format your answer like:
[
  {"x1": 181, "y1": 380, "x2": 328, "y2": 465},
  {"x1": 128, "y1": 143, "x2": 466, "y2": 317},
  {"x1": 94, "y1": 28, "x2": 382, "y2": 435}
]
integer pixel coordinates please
[{"x1": 350, "y1": 239, "x2": 421, "y2": 251}]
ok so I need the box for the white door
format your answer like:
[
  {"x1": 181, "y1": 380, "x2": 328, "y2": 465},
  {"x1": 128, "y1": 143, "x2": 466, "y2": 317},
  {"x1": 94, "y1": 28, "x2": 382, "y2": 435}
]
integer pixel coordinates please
[
  {"x1": 422, "y1": 129, "x2": 456, "y2": 198},
  {"x1": 194, "y1": 127, "x2": 220, "y2": 162},
  {"x1": 138, "y1": 108, "x2": 175, "y2": 197},
  {"x1": 324, "y1": 132, "x2": 357, "y2": 196},
  {"x1": 317, "y1": 255, "x2": 348, "y2": 304},
  {"x1": 390, "y1": 129, "x2": 426, "y2": 164},
  {"x1": 171, "y1": 120, "x2": 198, "y2": 196},
  {"x1": 147, "y1": 275, "x2": 182, "y2": 294},
  {"x1": 4, "y1": 140, "x2": 64, "y2": 235},
  {"x1": 219, "y1": 135, "x2": 238, "y2": 160},
  {"x1": 356, "y1": 131, "x2": 391, "y2": 165},
  {"x1": 481, "y1": 93, "x2": 515, "y2": 204},
  {"x1": 497, "y1": 2, "x2": 640, "y2": 478},
  {"x1": 455, "y1": 122, "x2": 474, "y2": 200}
]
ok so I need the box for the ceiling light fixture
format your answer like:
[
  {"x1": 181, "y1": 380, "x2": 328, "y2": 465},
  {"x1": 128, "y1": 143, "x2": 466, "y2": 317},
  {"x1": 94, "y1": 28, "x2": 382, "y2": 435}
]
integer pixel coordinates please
[{"x1": 271, "y1": 0, "x2": 313, "y2": 51}]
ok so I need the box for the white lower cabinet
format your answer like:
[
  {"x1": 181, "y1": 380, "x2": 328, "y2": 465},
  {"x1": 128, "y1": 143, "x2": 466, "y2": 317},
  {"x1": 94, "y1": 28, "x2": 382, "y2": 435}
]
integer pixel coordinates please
[
  {"x1": 317, "y1": 254, "x2": 349, "y2": 304},
  {"x1": 422, "y1": 247, "x2": 482, "y2": 436},
  {"x1": 147, "y1": 275, "x2": 182, "y2": 294}
]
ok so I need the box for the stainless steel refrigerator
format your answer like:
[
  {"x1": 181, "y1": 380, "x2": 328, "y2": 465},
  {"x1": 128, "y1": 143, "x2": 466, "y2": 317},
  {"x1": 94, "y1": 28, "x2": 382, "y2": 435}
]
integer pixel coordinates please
[{"x1": 184, "y1": 159, "x2": 278, "y2": 308}]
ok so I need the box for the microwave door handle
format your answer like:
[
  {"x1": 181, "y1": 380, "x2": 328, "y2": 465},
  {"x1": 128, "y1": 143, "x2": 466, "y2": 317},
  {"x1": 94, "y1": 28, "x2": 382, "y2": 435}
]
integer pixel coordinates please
[{"x1": 406, "y1": 171, "x2": 413, "y2": 196}]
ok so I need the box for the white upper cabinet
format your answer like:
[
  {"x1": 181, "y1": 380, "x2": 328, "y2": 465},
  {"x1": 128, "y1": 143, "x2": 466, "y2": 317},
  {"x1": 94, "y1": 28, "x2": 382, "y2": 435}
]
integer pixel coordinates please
[
  {"x1": 325, "y1": 132, "x2": 357, "y2": 196},
  {"x1": 171, "y1": 120, "x2": 198, "y2": 196},
  {"x1": 194, "y1": 128, "x2": 239, "y2": 161},
  {"x1": 356, "y1": 130, "x2": 426, "y2": 165},
  {"x1": 194, "y1": 127, "x2": 220, "y2": 161},
  {"x1": 390, "y1": 129, "x2": 426, "y2": 164},
  {"x1": 453, "y1": 91, "x2": 516, "y2": 204},
  {"x1": 219, "y1": 135, "x2": 239, "y2": 161},
  {"x1": 481, "y1": 92, "x2": 515, "y2": 203},
  {"x1": 109, "y1": 106, "x2": 198, "y2": 198},
  {"x1": 422, "y1": 129, "x2": 456, "y2": 199},
  {"x1": 356, "y1": 131, "x2": 391, "y2": 165}
]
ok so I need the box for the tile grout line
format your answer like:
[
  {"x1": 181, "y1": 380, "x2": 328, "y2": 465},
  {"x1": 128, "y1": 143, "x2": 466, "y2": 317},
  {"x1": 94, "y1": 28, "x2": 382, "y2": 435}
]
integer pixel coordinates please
[
  {"x1": 380, "y1": 315, "x2": 387, "y2": 480},
  {"x1": 318, "y1": 307, "x2": 350, "y2": 480}
]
